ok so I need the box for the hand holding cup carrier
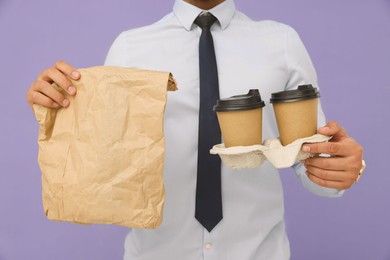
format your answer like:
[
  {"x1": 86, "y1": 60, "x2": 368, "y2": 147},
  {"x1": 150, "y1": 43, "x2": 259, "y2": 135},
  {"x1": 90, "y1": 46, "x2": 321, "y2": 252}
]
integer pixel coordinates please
[
  {"x1": 212, "y1": 85, "x2": 365, "y2": 188},
  {"x1": 211, "y1": 85, "x2": 326, "y2": 169}
]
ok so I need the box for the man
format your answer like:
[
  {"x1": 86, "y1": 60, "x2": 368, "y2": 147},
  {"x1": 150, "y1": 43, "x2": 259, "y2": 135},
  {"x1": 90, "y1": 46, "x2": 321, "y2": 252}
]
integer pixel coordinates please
[{"x1": 26, "y1": 0, "x2": 364, "y2": 259}]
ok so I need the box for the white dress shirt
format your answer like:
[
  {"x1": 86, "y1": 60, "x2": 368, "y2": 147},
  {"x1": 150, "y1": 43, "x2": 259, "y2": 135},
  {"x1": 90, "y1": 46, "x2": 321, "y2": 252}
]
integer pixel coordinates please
[{"x1": 105, "y1": 0, "x2": 343, "y2": 259}]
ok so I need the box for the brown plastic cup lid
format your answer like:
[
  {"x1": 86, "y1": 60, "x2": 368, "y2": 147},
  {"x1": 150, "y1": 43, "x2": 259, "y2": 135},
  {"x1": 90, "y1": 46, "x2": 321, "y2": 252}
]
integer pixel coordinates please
[
  {"x1": 213, "y1": 89, "x2": 265, "y2": 112},
  {"x1": 270, "y1": 84, "x2": 320, "y2": 103}
]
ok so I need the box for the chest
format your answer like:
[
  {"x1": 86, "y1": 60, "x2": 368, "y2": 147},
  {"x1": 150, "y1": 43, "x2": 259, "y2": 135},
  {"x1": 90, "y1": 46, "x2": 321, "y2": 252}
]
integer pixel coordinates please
[{"x1": 124, "y1": 29, "x2": 288, "y2": 102}]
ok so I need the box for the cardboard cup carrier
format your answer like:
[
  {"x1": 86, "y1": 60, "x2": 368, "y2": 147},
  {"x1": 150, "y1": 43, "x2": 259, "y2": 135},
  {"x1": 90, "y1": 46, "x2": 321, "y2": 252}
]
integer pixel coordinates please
[
  {"x1": 270, "y1": 85, "x2": 320, "y2": 146},
  {"x1": 213, "y1": 89, "x2": 265, "y2": 147}
]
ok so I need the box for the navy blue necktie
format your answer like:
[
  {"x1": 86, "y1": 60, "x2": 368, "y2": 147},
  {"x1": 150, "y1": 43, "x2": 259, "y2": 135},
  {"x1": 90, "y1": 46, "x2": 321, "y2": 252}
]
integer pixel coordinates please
[{"x1": 194, "y1": 12, "x2": 223, "y2": 232}]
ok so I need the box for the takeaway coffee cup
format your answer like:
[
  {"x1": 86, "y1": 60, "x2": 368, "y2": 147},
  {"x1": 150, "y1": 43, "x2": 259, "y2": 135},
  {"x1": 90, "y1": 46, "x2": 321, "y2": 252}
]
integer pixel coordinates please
[
  {"x1": 213, "y1": 89, "x2": 265, "y2": 147},
  {"x1": 270, "y1": 84, "x2": 320, "y2": 146}
]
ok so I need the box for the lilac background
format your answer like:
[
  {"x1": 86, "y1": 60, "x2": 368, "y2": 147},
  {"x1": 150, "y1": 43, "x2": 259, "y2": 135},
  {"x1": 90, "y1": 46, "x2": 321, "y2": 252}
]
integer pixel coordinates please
[{"x1": 0, "y1": 0, "x2": 389, "y2": 259}]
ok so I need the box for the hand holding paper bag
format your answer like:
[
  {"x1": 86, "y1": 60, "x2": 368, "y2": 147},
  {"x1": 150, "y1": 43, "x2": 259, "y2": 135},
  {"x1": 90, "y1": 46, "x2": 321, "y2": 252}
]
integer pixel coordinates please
[
  {"x1": 27, "y1": 60, "x2": 81, "y2": 109},
  {"x1": 33, "y1": 66, "x2": 177, "y2": 228}
]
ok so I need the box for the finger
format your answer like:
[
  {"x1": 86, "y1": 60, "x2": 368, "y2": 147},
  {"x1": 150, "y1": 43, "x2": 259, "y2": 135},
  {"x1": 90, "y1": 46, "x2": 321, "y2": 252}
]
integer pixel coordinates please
[
  {"x1": 27, "y1": 81, "x2": 70, "y2": 108},
  {"x1": 318, "y1": 121, "x2": 349, "y2": 141},
  {"x1": 54, "y1": 60, "x2": 81, "y2": 80},
  {"x1": 302, "y1": 141, "x2": 350, "y2": 156},
  {"x1": 303, "y1": 156, "x2": 346, "y2": 172},
  {"x1": 307, "y1": 171, "x2": 352, "y2": 190},
  {"x1": 305, "y1": 164, "x2": 346, "y2": 182},
  {"x1": 27, "y1": 90, "x2": 61, "y2": 109},
  {"x1": 39, "y1": 67, "x2": 76, "y2": 96},
  {"x1": 304, "y1": 154, "x2": 363, "y2": 174},
  {"x1": 35, "y1": 80, "x2": 70, "y2": 107}
]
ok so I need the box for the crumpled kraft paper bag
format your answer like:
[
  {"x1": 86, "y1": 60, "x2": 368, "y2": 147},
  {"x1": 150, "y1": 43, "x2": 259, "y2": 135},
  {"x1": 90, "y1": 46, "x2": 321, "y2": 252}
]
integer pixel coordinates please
[{"x1": 33, "y1": 66, "x2": 177, "y2": 228}]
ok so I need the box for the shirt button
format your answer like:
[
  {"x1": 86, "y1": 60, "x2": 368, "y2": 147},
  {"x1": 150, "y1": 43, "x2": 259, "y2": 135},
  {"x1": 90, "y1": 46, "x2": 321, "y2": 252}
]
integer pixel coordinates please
[{"x1": 205, "y1": 243, "x2": 212, "y2": 250}]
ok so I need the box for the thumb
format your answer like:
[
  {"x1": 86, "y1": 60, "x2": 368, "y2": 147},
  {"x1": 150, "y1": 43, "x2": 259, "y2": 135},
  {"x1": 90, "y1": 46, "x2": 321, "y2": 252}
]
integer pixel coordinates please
[{"x1": 318, "y1": 121, "x2": 349, "y2": 141}]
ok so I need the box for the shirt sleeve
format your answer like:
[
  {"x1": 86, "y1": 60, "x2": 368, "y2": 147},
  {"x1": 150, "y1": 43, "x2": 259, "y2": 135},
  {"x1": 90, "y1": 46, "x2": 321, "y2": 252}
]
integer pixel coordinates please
[
  {"x1": 285, "y1": 26, "x2": 344, "y2": 198},
  {"x1": 104, "y1": 32, "x2": 126, "y2": 66}
]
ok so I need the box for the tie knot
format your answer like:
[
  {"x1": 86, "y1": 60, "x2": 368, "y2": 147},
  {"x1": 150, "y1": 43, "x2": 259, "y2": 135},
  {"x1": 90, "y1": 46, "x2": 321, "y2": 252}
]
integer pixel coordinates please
[{"x1": 194, "y1": 12, "x2": 217, "y2": 30}]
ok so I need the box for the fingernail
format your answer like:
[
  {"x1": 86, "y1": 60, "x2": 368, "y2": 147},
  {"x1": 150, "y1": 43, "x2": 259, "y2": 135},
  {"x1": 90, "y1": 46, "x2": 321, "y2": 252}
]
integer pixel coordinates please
[
  {"x1": 71, "y1": 70, "x2": 80, "y2": 79},
  {"x1": 62, "y1": 99, "x2": 70, "y2": 107},
  {"x1": 68, "y1": 86, "x2": 76, "y2": 95},
  {"x1": 302, "y1": 145, "x2": 310, "y2": 152}
]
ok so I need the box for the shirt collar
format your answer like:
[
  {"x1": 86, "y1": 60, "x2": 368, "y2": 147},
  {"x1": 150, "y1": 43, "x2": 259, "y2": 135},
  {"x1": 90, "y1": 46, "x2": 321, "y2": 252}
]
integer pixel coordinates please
[{"x1": 173, "y1": 0, "x2": 236, "y2": 31}]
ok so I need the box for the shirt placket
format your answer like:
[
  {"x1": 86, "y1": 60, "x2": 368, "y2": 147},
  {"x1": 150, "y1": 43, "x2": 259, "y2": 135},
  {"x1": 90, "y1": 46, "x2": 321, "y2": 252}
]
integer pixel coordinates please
[{"x1": 202, "y1": 227, "x2": 220, "y2": 260}]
